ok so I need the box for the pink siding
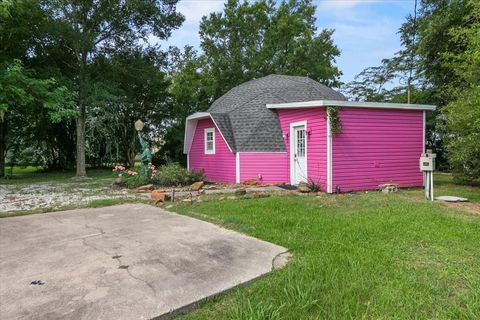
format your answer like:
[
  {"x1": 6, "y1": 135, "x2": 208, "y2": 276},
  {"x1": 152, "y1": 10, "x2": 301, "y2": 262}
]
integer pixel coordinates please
[
  {"x1": 239, "y1": 153, "x2": 289, "y2": 184},
  {"x1": 332, "y1": 108, "x2": 423, "y2": 191},
  {"x1": 189, "y1": 118, "x2": 236, "y2": 183},
  {"x1": 277, "y1": 108, "x2": 328, "y2": 191}
]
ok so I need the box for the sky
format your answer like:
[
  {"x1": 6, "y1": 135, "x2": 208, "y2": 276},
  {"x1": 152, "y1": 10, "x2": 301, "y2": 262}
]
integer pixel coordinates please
[{"x1": 160, "y1": 0, "x2": 415, "y2": 84}]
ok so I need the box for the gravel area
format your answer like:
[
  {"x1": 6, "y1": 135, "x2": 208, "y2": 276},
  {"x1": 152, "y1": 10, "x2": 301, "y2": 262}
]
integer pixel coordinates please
[{"x1": 0, "y1": 182, "x2": 145, "y2": 213}]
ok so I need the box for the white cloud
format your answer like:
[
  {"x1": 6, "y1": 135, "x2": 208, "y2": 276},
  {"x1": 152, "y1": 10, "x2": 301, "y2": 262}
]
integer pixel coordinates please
[
  {"x1": 153, "y1": 0, "x2": 226, "y2": 49},
  {"x1": 177, "y1": 0, "x2": 226, "y2": 23}
]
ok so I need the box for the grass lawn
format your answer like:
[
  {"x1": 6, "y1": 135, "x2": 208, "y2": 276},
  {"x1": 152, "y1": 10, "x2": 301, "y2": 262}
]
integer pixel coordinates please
[
  {"x1": 170, "y1": 180, "x2": 480, "y2": 319},
  {"x1": 0, "y1": 166, "x2": 114, "y2": 185},
  {"x1": 1, "y1": 169, "x2": 479, "y2": 318}
]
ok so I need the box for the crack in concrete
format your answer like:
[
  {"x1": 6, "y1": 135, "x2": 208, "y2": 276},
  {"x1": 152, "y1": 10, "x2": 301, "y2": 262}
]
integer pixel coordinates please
[
  {"x1": 78, "y1": 213, "x2": 156, "y2": 296},
  {"x1": 113, "y1": 255, "x2": 157, "y2": 296}
]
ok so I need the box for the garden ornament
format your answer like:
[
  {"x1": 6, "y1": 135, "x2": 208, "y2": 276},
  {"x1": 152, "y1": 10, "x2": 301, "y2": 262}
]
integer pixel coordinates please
[{"x1": 135, "y1": 120, "x2": 152, "y2": 177}]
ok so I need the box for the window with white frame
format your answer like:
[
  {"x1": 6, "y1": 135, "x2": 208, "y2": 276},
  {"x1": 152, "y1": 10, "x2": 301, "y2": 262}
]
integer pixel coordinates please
[{"x1": 204, "y1": 128, "x2": 215, "y2": 154}]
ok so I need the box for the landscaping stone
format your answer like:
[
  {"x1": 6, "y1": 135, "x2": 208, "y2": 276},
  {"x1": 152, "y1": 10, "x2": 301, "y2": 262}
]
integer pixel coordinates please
[
  {"x1": 137, "y1": 184, "x2": 154, "y2": 193},
  {"x1": 151, "y1": 190, "x2": 170, "y2": 203},
  {"x1": 243, "y1": 178, "x2": 258, "y2": 185},
  {"x1": 297, "y1": 182, "x2": 311, "y2": 193},
  {"x1": 235, "y1": 188, "x2": 247, "y2": 196},
  {"x1": 379, "y1": 183, "x2": 398, "y2": 193},
  {"x1": 190, "y1": 181, "x2": 204, "y2": 191},
  {"x1": 253, "y1": 192, "x2": 270, "y2": 199},
  {"x1": 435, "y1": 195, "x2": 468, "y2": 202},
  {"x1": 111, "y1": 177, "x2": 124, "y2": 189}
]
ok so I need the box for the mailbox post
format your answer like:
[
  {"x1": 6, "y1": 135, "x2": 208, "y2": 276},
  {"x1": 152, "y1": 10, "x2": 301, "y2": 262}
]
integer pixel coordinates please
[{"x1": 419, "y1": 150, "x2": 436, "y2": 201}]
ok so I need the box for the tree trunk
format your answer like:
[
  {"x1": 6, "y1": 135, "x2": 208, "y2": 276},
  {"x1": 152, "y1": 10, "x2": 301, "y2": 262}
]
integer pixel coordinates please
[
  {"x1": 0, "y1": 119, "x2": 5, "y2": 178},
  {"x1": 75, "y1": 104, "x2": 87, "y2": 177}
]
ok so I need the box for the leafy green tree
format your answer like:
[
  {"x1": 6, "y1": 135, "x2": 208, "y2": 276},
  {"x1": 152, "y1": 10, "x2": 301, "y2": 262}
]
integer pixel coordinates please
[
  {"x1": 442, "y1": 0, "x2": 480, "y2": 182},
  {"x1": 200, "y1": 0, "x2": 341, "y2": 99},
  {"x1": 86, "y1": 47, "x2": 171, "y2": 167},
  {"x1": 158, "y1": 46, "x2": 209, "y2": 165},
  {"x1": 40, "y1": 0, "x2": 184, "y2": 176},
  {"x1": 0, "y1": 60, "x2": 71, "y2": 177}
]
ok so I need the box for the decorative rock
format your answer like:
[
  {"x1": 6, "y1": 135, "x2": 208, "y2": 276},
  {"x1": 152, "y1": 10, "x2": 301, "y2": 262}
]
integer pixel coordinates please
[
  {"x1": 243, "y1": 178, "x2": 258, "y2": 186},
  {"x1": 235, "y1": 188, "x2": 247, "y2": 196},
  {"x1": 297, "y1": 182, "x2": 310, "y2": 193},
  {"x1": 190, "y1": 181, "x2": 204, "y2": 191},
  {"x1": 151, "y1": 190, "x2": 171, "y2": 203},
  {"x1": 253, "y1": 192, "x2": 270, "y2": 199},
  {"x1": 111, "y1": 177, "x2": 124, "y2": 189},
  {"x1": 379, "y1": 183, "x2": 398, "y2": 193},
  {"x1": 137, "y1": 184, "x2": 154, "y2": 193},
  {"x1": 435, "y1": 196, "x2": 468, "y2": 202},
  {"x1": 227, "y1": 196, "x2": 237, "y2": 200}
]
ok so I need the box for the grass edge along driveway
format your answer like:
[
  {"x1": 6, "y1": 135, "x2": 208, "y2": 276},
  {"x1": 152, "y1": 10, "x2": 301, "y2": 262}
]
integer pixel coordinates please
[{"x1": 171, "y1": 192, "x2": 480, "y2": 320}]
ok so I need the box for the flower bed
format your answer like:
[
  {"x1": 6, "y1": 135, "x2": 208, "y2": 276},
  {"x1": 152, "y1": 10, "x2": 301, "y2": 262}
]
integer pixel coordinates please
[{"x1": 113, "y1": 163, "x2": 204, "y2": 189}]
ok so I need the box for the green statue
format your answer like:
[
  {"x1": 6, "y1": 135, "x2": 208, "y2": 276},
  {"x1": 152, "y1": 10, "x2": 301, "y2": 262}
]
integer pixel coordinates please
[{"x1": 135, "y1": 120, "x2": 152, "y2": 177}]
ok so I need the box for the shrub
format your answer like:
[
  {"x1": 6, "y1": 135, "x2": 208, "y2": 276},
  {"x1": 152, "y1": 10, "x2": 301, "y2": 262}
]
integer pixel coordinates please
[
  {"x1": 123, "y1": 174, "x2": 151, "y2": 189},
  {"x1": 306, "y1": 178, "x2": 322, "y2": 192},
  {"x1": 151, "y1": 163, "x2": 204, "y2": 187}
]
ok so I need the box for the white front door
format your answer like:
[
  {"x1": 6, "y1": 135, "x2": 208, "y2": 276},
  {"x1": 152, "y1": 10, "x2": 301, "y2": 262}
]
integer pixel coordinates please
[{"x1": 292, "y1": 124, "x2": 307, "y2": 185}]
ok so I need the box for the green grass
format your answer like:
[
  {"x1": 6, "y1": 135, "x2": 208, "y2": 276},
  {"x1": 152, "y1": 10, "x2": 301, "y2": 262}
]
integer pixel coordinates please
[
  {"x1": 170, "y1": 182, "x2": 480, "y2": 319},
  {"x1": 2, "y1": 169, "x2": 479, "y2": 318},
  {"x1": 0, "y1": 166, "x2": 113, "y2": 185},
  {"x1": 429, "y1": 174, "x2": 480, "y2": 201}
]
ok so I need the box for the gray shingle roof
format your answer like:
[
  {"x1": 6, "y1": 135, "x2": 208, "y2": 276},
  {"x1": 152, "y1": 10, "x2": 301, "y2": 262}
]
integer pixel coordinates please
[{"x1": 207, "y1": 74, "x2": 346, "y2": 152}]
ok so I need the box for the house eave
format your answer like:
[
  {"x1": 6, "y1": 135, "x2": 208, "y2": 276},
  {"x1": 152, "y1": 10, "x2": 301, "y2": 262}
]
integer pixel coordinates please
[
  {"x1": 266, "y1": 100, "x2": 437, "y2": 111},
  {"x1": 183, "y1": 112, "x2": 234, "y2": 154}
]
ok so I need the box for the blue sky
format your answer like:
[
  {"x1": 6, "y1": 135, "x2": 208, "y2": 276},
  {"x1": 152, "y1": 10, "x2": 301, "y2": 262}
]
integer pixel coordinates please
[{"x1": 160, "y1": 0, "x2": 415, "y2": 84}]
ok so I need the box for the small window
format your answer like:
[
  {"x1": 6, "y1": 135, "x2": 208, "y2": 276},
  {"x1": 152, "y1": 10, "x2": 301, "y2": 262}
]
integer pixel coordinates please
[{"x1": 204, "y1": 128, "x2": 215, "y2": 154}]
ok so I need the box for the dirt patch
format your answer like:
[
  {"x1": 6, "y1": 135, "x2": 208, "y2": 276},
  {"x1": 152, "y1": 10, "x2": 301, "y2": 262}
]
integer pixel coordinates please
[{"x1": 443, "y1": 201, "x2": 480, "y2": 215}]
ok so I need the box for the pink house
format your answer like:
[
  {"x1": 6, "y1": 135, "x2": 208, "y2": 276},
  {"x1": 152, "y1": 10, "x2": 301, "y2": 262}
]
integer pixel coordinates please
[{"x1": 184, "y1": 75, "x2": 436, "y2": 193}]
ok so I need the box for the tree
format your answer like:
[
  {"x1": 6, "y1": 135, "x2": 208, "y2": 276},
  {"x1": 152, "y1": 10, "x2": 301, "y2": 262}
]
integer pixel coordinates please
[
  {"x1": 442, "y1": 0, "x2": 480, "y2": 182},
  {"x1": 40, "y1": 0, "x2": 184, "y2": 176},
  {"x1": 200, "y1": 0, "x2": 341, "y2": 99},
  {"x1": 159, "y1": 46, "x2": 209, "y2": 165},
  {"x1": 0, "y1": 60, "x2": 71, "y2": 177},
  {"x1": 86, "y1": 47, "x2": 171, "y2": 168}
]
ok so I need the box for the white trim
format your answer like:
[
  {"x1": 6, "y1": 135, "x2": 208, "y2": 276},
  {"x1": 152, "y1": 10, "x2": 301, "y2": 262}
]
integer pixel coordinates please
[
  {"x1": 236, "y1": 153, "x2": 240, "y2": 184},
  {"x1": 186, "y1": 112, "x2": 210, "y2": 120},
  {"x1": 326, "y1": 113, "x2": 333, "y2": 193},
  {"x1": 187, "y1": 153, "x2": 190, "y2": 169},
  {"x1": 422, "y1": 111, "x2": 426, "y2": 187},
  {"x1": 422, "y1": 111, "x2": 426, "y2": 153},
  {"x1": 184, "y1": 112, "x2": 234, "y2": 154},
  {"x1": 267, "y1": 100, "x2": 436, "y2": 111},
  {"x1": 204, "y1": 128, "x2": 215, "y2": 154},
  {"x1": 289, "y1": 120, "x2": 308, "y2": 185},
  {"x1": 183, "y1": 118, "x2": 199, "y2": 154}
]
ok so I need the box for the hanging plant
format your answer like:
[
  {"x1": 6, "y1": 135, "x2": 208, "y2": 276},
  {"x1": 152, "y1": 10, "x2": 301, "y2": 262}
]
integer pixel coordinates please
[{"x1": 326, "y1": 106, "x2": 342, "y2": 135}]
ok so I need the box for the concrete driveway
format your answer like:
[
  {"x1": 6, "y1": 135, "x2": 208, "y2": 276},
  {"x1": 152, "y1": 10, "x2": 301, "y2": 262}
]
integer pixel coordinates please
[{"x1": 0, "y1": 204, "x2": 287, "y2": 319}]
